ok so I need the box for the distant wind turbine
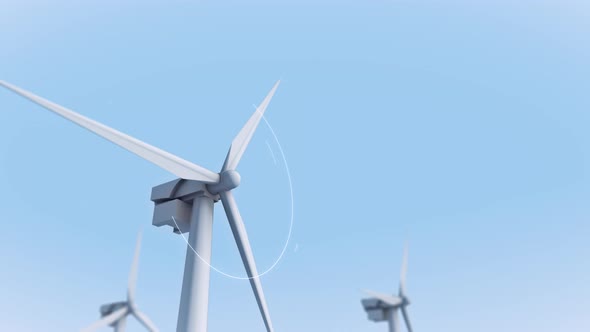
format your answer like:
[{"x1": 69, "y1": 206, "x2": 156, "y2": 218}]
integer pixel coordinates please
[
  {"x1": 81, "y1": 231, "x2": 158, "y2": 332},
  {"x1": 361, "y1": 246, "x2": 413, "y2": 332}
]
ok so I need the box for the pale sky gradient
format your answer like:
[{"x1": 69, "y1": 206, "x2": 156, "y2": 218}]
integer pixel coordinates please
[{"x1": 0, "y1": 1, "x2": 588, "y2": 331}]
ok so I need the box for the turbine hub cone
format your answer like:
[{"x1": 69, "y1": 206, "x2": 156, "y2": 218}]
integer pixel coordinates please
[{"x1": 208, "y1": 170, "x2": 241, "y2": 194}]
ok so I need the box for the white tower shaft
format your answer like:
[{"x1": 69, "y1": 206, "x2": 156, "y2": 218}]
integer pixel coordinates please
[
  {"x1": 387, "y1": 308, "x2": 400, "y2": 332},
  {"x1": 177, "y1": 195, "x2": 215, "y2": 332}
]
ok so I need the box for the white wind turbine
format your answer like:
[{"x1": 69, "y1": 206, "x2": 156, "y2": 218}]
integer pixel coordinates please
[
  {"x1": 361, "y1": 247, "x2": 413, "y2": 332},
  {"x1": 82, "y1": 231, "x2": 158, "y2": 332},
  {"x1": 0, "y1": 80, "x2": 281, "y2": 332}
]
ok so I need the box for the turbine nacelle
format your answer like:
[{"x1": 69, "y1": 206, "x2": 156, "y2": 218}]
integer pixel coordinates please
[
  {"x1": 99, "y1": 302, "x2": 127, "y2": 317},
  {"x1": 361, "y1": 299, "x2": 391, "y2": 323},
  {"x1": 149, "y1": 169, "x2": 241, "y2": 233}
]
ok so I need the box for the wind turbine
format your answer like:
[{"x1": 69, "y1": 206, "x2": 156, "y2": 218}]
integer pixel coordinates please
[
  {"x1": 82, "y1": 231, "x2": 158, "y2": 332},
  {"x1": 361, "y1": 247, "x2": 413, "y2": 332},
  {"x1": 0, "y1": 80, "x2": 280, "y2": 332}
]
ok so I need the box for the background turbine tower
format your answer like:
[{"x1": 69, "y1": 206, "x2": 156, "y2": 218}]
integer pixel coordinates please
[
  {"x1": 82, "y1": 231, "x2": 159, "y2": 332},
  {"x1": 0, "y1": 80, "x2": 280, "y2": 332},
  {"x1": 361, "y1": 246, "x2": 413, "y2": 332}
]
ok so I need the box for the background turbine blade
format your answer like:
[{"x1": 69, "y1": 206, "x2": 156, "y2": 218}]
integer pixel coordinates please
[
  {"x1": 80, "y1": 306, "x2": 128, "y2": 332},
  {"x1": 221, "y1": 80, "x2": 280, "y2": 172},
  {"x1": 401, "y1": 306, "x2": 413, "y2": 332},
  {"x1": 0, "y1": 80, "x2": 219, "y2": 183},
  {"x1": 133, "y1": 310, "x2": 160, "y2": 332},
  {"x1": 127, "y1": 230, "x2": 142, "y2": 304},
  {"x1": 362, "y1": 289, "x2": 403, "y2": 307},
  {"x1": 399, "y1": 244, "x2": 409, "y2": 296},
  {"x1": 219, "y1": 190, "x2": 274, "y2": 332}
]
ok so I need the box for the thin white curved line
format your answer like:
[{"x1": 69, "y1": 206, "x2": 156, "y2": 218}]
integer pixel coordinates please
[
  {"x1": 172, "y1": 114, "x2": 294, "y2": 280},
  {"x1": 265, "y1": 140, "x2": 278, "y2": 165}
]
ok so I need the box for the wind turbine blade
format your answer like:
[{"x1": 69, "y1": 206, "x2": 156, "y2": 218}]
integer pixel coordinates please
[
  {"x1": 127, "y1": 230, "x2": 142, "y2": 304},
  {"x1": 80, "y1": 306, "x2": 128, "y2": 332},
  {"x1": 133, "y1": 310, "x2": 160, "y2": 332},
  {"x1": 219, "y1": 190, "x2": 274, "y2": 332},
  {"x1": 0, "y1": 81, "x2": 219, "y2": 183},
  {"x1": 401, "y1": 306, "x2": 413, "y2": 332},
  {"x1": 362, "y1": 289, "x2": 403, "y2": 307},
  {"x1": 221, "y1": 80, "x2": 280, "y2": 172},
  {"x1": 399, "y1": 244, "x2": 408, "y2": 296}
]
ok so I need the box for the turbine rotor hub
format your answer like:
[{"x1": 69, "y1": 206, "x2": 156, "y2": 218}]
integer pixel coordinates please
[{"x1": 207, "y1": 170, "x2": 241, "y2": 194}]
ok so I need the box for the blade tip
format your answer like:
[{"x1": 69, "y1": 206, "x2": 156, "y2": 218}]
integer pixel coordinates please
[{"x1": 272, "y1": 80, "x2": 281, "y2": 90}]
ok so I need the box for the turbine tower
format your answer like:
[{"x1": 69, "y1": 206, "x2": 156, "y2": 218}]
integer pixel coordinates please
[
  {"x1": 82, "y1": 231, "x2": 158, "y2": 332},
  {"x1": 361, "y1": 247, "x2": 413, "y2": 332},
  {"x1": 0, "y1": 80, "x2": 280, "y2": 332}
]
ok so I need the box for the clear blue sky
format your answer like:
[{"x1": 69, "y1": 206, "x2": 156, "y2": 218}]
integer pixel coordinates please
[{"x1": 0, "y1": 1, "x2": 588, "y2": 331}]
